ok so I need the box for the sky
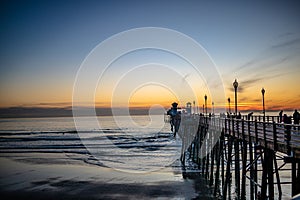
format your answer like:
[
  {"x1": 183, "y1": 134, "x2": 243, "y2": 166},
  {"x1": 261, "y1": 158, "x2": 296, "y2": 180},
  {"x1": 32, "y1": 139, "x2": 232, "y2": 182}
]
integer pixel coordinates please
[{"x1": 0, "y1": 0, "x2": 300, "y2": 114}]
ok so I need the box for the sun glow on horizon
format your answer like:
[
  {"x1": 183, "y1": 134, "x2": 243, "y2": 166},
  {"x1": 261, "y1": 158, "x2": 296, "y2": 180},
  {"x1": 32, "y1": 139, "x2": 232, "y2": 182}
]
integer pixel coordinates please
[{"x1": 128, "y1": 84, "x2": 179, "y2": 108}]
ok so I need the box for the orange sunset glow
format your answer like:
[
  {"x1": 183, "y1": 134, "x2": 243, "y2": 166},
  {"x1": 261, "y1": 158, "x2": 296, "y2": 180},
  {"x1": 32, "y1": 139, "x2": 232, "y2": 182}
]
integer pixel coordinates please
[
  {"x1": 0, "y1": 76, "x2": 298, "y2": 112},
  {"x1": 0, "y1": 1, "x2": 299, "y2": 117}
]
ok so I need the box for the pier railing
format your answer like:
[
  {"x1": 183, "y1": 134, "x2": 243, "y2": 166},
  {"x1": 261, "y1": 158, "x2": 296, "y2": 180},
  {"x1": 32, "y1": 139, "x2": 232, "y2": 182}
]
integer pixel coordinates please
[
  {"x1": 179, "y1": 115, "x2": 300, "y2": 199},
  {"x1": 215, "y1": 117, "x2": 300, "y2": 158}
]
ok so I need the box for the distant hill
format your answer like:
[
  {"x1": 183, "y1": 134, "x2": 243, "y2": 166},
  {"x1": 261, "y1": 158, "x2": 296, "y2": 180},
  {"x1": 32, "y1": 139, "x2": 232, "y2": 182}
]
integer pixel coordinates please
[{"x1": 0, "y1": 107, "x2": 165, "y2": 118}]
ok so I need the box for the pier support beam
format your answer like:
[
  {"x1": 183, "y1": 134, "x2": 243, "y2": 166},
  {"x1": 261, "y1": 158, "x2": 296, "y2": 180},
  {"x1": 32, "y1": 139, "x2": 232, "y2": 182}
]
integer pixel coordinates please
[
  {"x1": 223, "y1": 137, "x2": 233, "y2": 200},
  {"x1": 261, "y1": 148, "x2": 274, "y2": 200},
  {"x1": 292, "y1": 159, "x2": 300, "y2": 196},
  {"x1": 241, "y1": 140, "x2": 247, "y2": 200}
]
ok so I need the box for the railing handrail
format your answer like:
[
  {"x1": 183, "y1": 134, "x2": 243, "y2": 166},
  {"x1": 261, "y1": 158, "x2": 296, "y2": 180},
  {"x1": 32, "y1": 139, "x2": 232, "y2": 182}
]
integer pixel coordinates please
[{"x1": 189, "y1": 116, "x2": 300, "y2": 156}]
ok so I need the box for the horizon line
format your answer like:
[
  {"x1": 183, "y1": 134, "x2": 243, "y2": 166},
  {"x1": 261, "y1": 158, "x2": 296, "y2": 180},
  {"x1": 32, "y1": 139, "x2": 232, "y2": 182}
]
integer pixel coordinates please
[{"x1": 0, "y1": 105, "x2": 297, "y2": 111}]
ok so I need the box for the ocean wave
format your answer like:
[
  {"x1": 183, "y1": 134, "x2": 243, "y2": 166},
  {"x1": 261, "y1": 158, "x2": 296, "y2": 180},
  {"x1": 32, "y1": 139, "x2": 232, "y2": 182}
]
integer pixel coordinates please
[{"x1": 0, "y1": 127, "x2": 180, "y2": 169}]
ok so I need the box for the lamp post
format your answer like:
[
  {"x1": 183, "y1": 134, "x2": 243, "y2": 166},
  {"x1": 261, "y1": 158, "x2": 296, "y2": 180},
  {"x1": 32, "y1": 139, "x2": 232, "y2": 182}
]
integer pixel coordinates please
[
  {"x1": 261, "y1": 87, "x2": 265, "y2": 121},
  {"x1": 204, "y1": 94, "x2": 207, "y2": 115},
  {"x1": 228, "y1": 97, "x2": 231, "y2": 114},
  {"x1": 212, "y1": 102, "x2": 215, "y2": 115},
  {"x1": 232, "y1": 79, "x2": 240, "y2": 198},
  {"x1": 233, "y1": 79, "x2": 238, "y2": 115},
  {"x1": 202, "y1": 104, "x2": 204, "y2": 113}
]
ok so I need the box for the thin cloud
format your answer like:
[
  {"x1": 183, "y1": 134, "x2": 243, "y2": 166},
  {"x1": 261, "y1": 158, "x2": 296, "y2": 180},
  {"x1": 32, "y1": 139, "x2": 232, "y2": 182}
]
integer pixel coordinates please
[
  {"x1": 239, "y1": 97, "x2": 261, "y2": 103},
  {"x1": 227, "y1": 77, "x2": 262, "y2": 93},
  {"x1": 235, "y1": 35, "x2": 300, "y2": 73},
  {"x1": 227, "y1": 70, "x2": 290, "y2": 94},
  {"x1": 237, "y1": 59, "x2": 258, "y2": 71},
  {"x1": 238, "y1": 97, "x2": 250, "y2": 102},
  {"x1": 228, "y1": 85, "x2": 245, "y2": 93},
  {"x1": 17, "y1": 102, "x2": 72, "y2": 108},
  {"x1": 38, "y1": 102, "x2": 72, "y2": 106},
  {"x1": 271, "y1": 38, "x2": 300, "y2": 49},
  {"x1": 242, "y1": 78, "x2": 263, "y2": 86},
  {"x1": 252, "y1": 98, "x2": 261, "y2": 103},
  {"x1": 277, "y1": 32, "x2": 294, "y2": 38}
]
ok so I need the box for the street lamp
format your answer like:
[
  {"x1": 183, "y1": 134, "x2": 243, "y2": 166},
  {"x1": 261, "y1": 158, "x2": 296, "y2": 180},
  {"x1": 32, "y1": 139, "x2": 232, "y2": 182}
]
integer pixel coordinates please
[
  {"x1": 261, "y1": 87, "x2": 265, "y2": 121},
  {"x1": 228, "y1": 97, "x2": 231, "y2": 114},
  {"x1": 204, "y1": 94, "x2": 207, "y2": 115},
  {"x1": 233, "y1": 79, "x2": 238, "y2": 115}
]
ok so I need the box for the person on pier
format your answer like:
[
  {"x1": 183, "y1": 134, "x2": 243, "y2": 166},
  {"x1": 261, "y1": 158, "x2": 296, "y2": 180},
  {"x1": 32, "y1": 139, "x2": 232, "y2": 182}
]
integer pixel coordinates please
[
  {"x1": 293, "y1": 109, "x2": 299, "y2": 124},
  {"x1": 173, "y1": 111, "x2": 181, "y2": 137},
  {"x1": 283, "y1": 114, "x2": 292, "y2": 125},
  {"x1": 167, "y1": 102, "x2": 180, "y2": 135},
  {"x1": 279, "y1": 110, "x2": 283, "y2": 123},
  {"x1": 236, "y1": 112, "x2": 242, "y2": 119},
  {"x1": 227, "y1": 112, "x2": 231, "y2": 118},
  {"x1": 247, "y1": 112, "x2": 253, "y2": 120}
]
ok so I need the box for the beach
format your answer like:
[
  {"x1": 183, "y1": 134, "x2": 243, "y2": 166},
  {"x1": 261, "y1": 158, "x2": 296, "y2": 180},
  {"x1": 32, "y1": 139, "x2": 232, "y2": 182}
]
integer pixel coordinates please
[
  {"x1": 0, "y1": 155, "x2": 203, "y2": 199},
  {"x1": 0, "y1": 116, "x2": 215, "y2": 199}
]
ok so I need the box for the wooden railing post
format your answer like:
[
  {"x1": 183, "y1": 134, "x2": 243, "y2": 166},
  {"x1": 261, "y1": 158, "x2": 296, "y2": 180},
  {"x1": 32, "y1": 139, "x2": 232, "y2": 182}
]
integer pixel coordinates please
[
  {"x1": 273, "y1": 121, "x2": 277, "y2": 151},
  {"x1": 254, "y1": 120, "x2": 258, "y2": 196},
  {"x1": 255, "y1": 120, "x2": 258, "y2": 144},
  {"x1": 241, "y1": 119, "x2": 247, "y2": 199},
  {"x1": 263, "y1": 122, "x2": 267, "y2": 148},
  {"x1": 284, "y1": 122, "x2": 291, "y2": 156},
  {"x1": 248, "y1": 119, "x2": 254, "y2": 200}
]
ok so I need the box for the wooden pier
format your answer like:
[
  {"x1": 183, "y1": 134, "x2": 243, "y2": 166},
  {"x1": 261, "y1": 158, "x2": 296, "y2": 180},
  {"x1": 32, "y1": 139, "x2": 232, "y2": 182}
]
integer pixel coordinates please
[{"x1": 178, "y1": 115, "x2": 300, "y2": 199}]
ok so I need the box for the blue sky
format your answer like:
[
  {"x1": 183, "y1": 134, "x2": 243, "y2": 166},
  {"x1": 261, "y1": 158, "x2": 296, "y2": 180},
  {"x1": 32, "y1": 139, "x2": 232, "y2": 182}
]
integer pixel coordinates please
[{"x1": 0, "y1": 0, "x2": 299, "y2": 110}]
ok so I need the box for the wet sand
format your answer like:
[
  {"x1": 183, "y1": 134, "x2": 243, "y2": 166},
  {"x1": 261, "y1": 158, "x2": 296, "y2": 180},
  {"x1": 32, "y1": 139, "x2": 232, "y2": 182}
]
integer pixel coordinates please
[{"x1": 0, "y1": 155, "x2": 215, "y2": 199}]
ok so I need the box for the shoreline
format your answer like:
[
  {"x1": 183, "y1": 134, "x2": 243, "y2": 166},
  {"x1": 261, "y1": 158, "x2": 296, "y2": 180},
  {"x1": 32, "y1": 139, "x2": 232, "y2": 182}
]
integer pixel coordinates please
[{"x1": 0, "y1": 155, "x2": 214, "y2": 199}]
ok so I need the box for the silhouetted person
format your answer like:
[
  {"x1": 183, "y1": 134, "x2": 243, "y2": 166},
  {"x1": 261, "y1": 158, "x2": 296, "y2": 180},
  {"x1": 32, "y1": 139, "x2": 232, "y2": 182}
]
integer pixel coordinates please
[
  {"x1": 247, "y1": 112, "x2": 253, "y2": 120},
  {"x1": 283, "y1": 114, "x2": 292, "y2": 125},
  {"x1": 167, "y1": 102, "x2": 180, "y2": 134},
  {"x1": 293, "y1": 109, "x2": 299, "y2": 131},
  {"x1": 236, "y1": 112, "x2": 242, "y2": 119},
  {"x1": 293, "y1": 109, "x2": 299, "y2": 124},
  {"x1": 279, "y1": 110, "x2": 283, "y2": 123},
  {"x1": 173, "y1": 111, "x2": 181, "y2": 137},
  {"x1": 227, "y1": 112, "x2": 230, "y2": 118}
]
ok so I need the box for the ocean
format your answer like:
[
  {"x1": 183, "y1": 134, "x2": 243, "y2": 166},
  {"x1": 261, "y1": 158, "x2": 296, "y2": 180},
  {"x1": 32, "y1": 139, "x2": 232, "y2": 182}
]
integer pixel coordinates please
[
  {"x1": 0, "y1": 115, "x2": 182, "y2": 171},
  {"x1": 0, "y1": 115, "x2": 215, "y2": 199}
]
